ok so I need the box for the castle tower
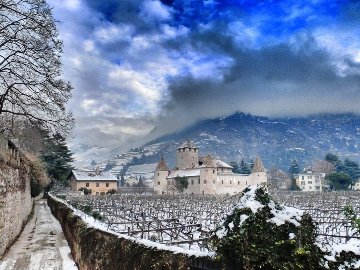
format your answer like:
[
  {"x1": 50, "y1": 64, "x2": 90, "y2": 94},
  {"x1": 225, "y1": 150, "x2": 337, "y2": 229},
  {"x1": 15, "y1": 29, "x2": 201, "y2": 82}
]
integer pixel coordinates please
[
  {"x1": 250, "y1": 156, "x2": 267, "y2": 185},
  {"x1": 154, "y1": 156, "x2": 169, "y2": 194},
  {"x1": 176, "y1": 140, "x2": 199, "y2": 169}
]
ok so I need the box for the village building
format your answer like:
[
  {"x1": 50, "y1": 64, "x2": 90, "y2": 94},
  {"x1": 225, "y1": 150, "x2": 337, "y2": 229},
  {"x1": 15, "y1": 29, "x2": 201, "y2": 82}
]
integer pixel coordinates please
[
  {"x1": 296, "y1": 168, "x2": 325, "y2": 192},
  {"x1": 68, "y1": 168, "x2": 118, "y2": 195},
  {"x1": 352, "y1": 180, "x2": 360, "y2": 191},
  {"x1": 154, "y1": 140, "x2": 267, "y2": 195}
]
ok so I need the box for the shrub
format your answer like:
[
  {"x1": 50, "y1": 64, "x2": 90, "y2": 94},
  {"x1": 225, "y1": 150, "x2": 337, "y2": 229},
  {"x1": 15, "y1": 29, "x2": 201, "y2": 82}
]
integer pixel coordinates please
[
  {"x1": 78, "y1": 187, "x2": 92, "y2": 195},
  {"x1": 107, "y1": 188, "x2": 117, "y2": 195},
  {"x1": 211, "y1": 185, "x2": 325, "y2": 270},
  {"x1": 91, "y1": 211, "x2": 103, "y2": 221}
]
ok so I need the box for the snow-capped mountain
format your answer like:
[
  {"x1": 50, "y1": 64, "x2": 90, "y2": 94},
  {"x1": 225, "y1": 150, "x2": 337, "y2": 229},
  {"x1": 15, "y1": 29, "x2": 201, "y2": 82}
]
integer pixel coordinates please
[{"x1": 82, "y1": 112, "x2": 360, "y2": 172}]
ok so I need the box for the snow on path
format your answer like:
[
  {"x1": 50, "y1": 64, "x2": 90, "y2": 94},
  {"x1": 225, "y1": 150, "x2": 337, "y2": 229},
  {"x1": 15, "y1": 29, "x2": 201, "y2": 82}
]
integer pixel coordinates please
[{"x1": 0, "y1": 199, "x2": 78, "y2": 270}]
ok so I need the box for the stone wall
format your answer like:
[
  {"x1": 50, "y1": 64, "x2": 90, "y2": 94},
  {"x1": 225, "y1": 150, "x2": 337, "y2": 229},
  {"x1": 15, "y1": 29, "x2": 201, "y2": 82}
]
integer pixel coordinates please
[
  {"x1": 48, "y1": 196, "x2": 218, "y2": 270},
  {"x1": 0, "y1": 137, "x2": 32, "y2": 257}
]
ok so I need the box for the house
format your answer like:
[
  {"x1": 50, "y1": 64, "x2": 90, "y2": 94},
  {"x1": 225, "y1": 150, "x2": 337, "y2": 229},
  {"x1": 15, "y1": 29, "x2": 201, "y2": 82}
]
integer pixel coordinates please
[
  {"x1": 296, "y1": 168, "x2": 325, "y2": 192},
  {"x1": 68, "y1": 168, "x2": 118, "y2": 195},
  {"x1": 154, "y1": 140, "x2": 267, "y2": 195},
  {"x1": 352, "y1": 180, "x2": 360, "y2": 191}
]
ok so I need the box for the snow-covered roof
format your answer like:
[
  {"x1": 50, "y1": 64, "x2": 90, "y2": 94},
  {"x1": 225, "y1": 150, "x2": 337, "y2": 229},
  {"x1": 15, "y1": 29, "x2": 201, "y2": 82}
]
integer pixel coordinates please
[
  {"x1": 200, "y1": 155, "x2": 232, "y2": 168},
  {"x1": 213, "y1": 159, "x2": 232, "y2": 168},
  {"x1": 167, "y1": 169, "x2": 200, "y2": 179},
  {"x1": 71, "y1": 170, "x2": 117, "y2": 181}
]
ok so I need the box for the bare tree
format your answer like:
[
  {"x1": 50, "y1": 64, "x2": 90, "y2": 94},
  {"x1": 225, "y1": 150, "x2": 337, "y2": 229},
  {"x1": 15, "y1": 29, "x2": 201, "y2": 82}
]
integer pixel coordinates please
[
  {"x1": 0, "y1": 0, "x2": 74, "y2": 135},
  {"x1": 313, "y1": 160, "x2": 335, "y2": 175}
]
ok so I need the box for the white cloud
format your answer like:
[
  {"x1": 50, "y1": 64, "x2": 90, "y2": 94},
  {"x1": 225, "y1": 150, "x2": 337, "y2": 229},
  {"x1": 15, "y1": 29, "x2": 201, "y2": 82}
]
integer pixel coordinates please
[
  {"x1": 64, "y1": 0, "x2": 81, "y2": 11},
  {"x1": 83, "y1": 40, "x2": 95, "y2": 52},
  {"x1": 141, "y1": 0, "x2": 172, "y2": 21},
  {"x1": 94, "y1": 24, "x2": 134, "y2": 43}
]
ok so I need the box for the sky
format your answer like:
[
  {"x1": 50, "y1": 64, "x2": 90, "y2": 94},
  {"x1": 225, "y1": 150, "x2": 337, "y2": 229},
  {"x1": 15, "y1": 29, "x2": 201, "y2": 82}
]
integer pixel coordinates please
[{"x1": 48, "y1": 0, "x2": 360, "y2": 154}]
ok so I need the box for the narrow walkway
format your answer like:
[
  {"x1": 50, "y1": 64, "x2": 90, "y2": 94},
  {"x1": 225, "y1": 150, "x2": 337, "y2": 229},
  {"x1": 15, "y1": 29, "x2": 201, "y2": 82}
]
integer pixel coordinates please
[{"x1": 0, "y1": 199, "x2": 78, "y2": 270}]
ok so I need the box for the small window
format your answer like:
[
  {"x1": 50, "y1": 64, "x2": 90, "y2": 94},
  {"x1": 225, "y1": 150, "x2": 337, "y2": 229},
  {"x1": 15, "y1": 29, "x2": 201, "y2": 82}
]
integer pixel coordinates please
[
  {"x1": 301, "y1": 181, "x2": 306, "y2": 185},
  {"x1": 158, "y1": 172, "x2": 160, "y2": 176},
  {"x1": 191, "y1": 179, "x2": 194, "y2": 185},
  {"x1": 308, "y1": 181, "x2": 312, "y2": 185},
  {"x1": 238, "y1": 181, "x2": 240, "y2": 185},
  {"x1": 230, "y1": 180, "x2": 232, "y2": 184},
  {"x1": 213, "y1": 180, "x2": 215, "y2": 184},
  {"x1": 309, "y1": 186, "x2": 312, "y2": 189},
  {"x1": 213, "y1": 170, "x2": 215, "y2": 173},
  {"x1": 194, "y1": 149, "x2": 196, "y2": 152},
  {"x1": 106, "y1": 183, "x2": 109, "y2": 187},
  {"x1": 221, "y1": 180, "x2": 224, "y2": 184},
  {"x1": 198, "y1": 178, "x2": 200, "y2": 184},
  {"x1": 86, "y1": 183, "x2": 89, "y2": 187},
  {"x1": 96, "y1": 182, "x2": 99, "y2": 187},
  {"x1": 302, "y1": 176, "x2": 304, "y2": 180},
  {"x1": 204, "y1": 180, "x2": 207, "y2": 184},
  {"x1": 158, "y1": 181, "x2": 160, "y2": 185}
]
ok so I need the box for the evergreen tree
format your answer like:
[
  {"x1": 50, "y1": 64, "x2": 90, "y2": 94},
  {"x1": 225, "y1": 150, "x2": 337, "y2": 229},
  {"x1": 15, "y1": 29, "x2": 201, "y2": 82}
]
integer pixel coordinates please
[
  {"x1": 326, "y1": 172, "x2": 352, "y2": 190},
  {"x1": 229, "y1": 161, "x2": 239, "y2": 173},
  {"x1": 288, "y1": 159, "x2": 301, "y2": 175},
  {"x1": 239, "y1": 159, "x2": 251, "y2": 174},
  {"x1": 41, "y1": 132, "x2": 73, "y2": 183},
  {"x1": 248, "y1": 159, "x2": 254, "y2": 172},
  {"x1": 120, "y1": 175, "x2": 125, "y2": 187},
  {"x1": 325, "y1": 153, "x2": 341, "y2": 167}
]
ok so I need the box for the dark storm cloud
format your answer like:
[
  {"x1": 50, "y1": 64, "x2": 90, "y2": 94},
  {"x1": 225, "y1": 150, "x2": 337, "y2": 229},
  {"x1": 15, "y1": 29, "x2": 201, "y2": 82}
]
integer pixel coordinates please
[{"x1": 152, "y1": 31, "x2": 360, "y2": 137}]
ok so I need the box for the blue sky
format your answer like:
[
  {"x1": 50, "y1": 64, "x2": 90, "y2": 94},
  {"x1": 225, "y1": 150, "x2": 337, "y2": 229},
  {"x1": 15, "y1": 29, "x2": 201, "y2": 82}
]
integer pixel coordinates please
[{"x1": 49, "y1": 0, "x2": 360, "y2": 153}]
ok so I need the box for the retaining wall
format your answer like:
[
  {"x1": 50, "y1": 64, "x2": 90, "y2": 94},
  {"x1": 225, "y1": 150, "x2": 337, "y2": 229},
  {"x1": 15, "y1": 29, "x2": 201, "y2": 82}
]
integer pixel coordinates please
[{"x1": 0, "y1": 135, "x2": 32, "y2": 257}]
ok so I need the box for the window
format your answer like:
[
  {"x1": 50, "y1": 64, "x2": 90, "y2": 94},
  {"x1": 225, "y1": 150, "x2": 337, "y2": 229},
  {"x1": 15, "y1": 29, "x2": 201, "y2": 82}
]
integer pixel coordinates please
[
  {"x1": 96, "y1": 192, "x2": 99, "y2": 195},
  {"x1": 301, "y1": 181, "x2": 305, "y2": 185},
  {"x1": 191, "y1": 179, "x2": 194, "y2": 185},
  {"x1": 308, "y1": 181, "x2": 312, "y2": 185},
  {"x1": 158, "y1": 182, "x2": 160, "y2": 185},
  {"x1": 230, "y1": 180, "x2": 232, "y2": 184},
  {"x1": 96, "y1": 182, "x2": 99, "y2": 187},
  {"x1": 309, "y1": 186, "x2": 312, "y2": 189},
  {"x1": 158, "y1": 173, "x2": 160, "y2": 176},
  {"x1": 204, "y1": 180, "x2": 207, "y2": 184},
  {"x1": 238, "y1": 181, "x2": 240, "y2": 185},
  {"x1": 86, "y1": 183, "x2": 89, "y2": 187},
  {"x1": 315, "y1": 186, "x2": 320, "y2": 190},
  {"x1": 213, "y1": 170, "x2": 215, "y2": 174},
  {"x1": 198, "y1": 178, "x2": 200, "y2": 184},
  {"x1": 302, "y1": 176, "x2": 304, "y2": 180},
  {"x1": 221, "y1": 180, "x2": 224, "y2": 184},
  {"x1": 106, "y1": 183, "x2": 109, "y2": 187},
  {"x1": 194, "y1": 149, "x2": 196, "y2": 152}
]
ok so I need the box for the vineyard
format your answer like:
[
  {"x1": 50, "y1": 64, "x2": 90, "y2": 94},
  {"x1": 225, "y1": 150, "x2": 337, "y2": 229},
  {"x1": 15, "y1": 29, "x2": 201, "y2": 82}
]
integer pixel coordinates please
[{"x1": 61, "y1": 191, "x2": 360, "y2": 252}]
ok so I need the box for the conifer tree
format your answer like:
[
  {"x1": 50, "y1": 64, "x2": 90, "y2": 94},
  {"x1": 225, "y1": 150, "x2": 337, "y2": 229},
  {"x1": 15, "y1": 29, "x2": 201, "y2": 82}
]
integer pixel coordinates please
[{"x1": 41, "y1": 132, "x2": 73, "y2": 183}]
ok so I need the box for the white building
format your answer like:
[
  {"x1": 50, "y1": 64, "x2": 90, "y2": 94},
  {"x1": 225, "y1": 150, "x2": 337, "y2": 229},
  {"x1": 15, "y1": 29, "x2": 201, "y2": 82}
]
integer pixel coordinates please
[
  {"x1": 154, "y1": 140, "x2": 267, "y2": 195},
  {"x1": 352, "y1": 180, "x2": 360, "y2": 191},
  {"x1": 296, "y1": 168, "x2": 325, "y2": 192}
]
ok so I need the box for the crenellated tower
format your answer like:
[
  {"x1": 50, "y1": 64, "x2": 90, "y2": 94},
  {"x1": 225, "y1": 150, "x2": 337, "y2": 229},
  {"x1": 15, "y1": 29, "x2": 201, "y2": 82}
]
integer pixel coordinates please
[{"x1": 176, "y1": 140, "x2": 199, "y2": 169}]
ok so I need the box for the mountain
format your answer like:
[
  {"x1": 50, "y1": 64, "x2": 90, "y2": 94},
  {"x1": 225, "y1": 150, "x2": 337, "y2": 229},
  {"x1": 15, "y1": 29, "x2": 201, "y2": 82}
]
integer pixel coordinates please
[{"x1": 88, "y1": 112, "x2": 360, "y2": 172}]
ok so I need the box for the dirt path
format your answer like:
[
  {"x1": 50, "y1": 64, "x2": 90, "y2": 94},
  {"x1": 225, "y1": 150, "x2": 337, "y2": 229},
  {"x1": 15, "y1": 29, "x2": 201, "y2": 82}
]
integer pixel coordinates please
[{"x1": 0, "y1": 199, "x2": 78, "y2": 270}]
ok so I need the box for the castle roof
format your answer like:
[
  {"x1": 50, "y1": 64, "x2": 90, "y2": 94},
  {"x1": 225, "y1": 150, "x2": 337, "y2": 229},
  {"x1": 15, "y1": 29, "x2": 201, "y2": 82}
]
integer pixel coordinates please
[
  {"x1": 167, "y1": 169, "x2": 200, "y2": 179},
  {"x1": 156, "y1": 156, "x2": 169, "y2": 171},
  {"x1": 252, "y1": 157, "x2": 265, "y2": 172},
  {"x1": 201, "y1": 155, "x2": 232, "y2": 168},
  {"x1": 179, "y1": 140, "x2": 197, "y2": 149}
]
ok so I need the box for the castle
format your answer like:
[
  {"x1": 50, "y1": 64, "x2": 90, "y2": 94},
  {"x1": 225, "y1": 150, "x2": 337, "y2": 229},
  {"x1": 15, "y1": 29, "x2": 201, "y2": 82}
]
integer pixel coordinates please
[{"x1": 154, "y1": 140, "x2": 267, "y2": 195}]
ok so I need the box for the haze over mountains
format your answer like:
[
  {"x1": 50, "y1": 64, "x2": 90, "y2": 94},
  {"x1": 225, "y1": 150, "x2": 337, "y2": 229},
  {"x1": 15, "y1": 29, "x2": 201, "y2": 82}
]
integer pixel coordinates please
[{"x1": 75, "y1": 112, "x2": 360, "y2": 172}]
